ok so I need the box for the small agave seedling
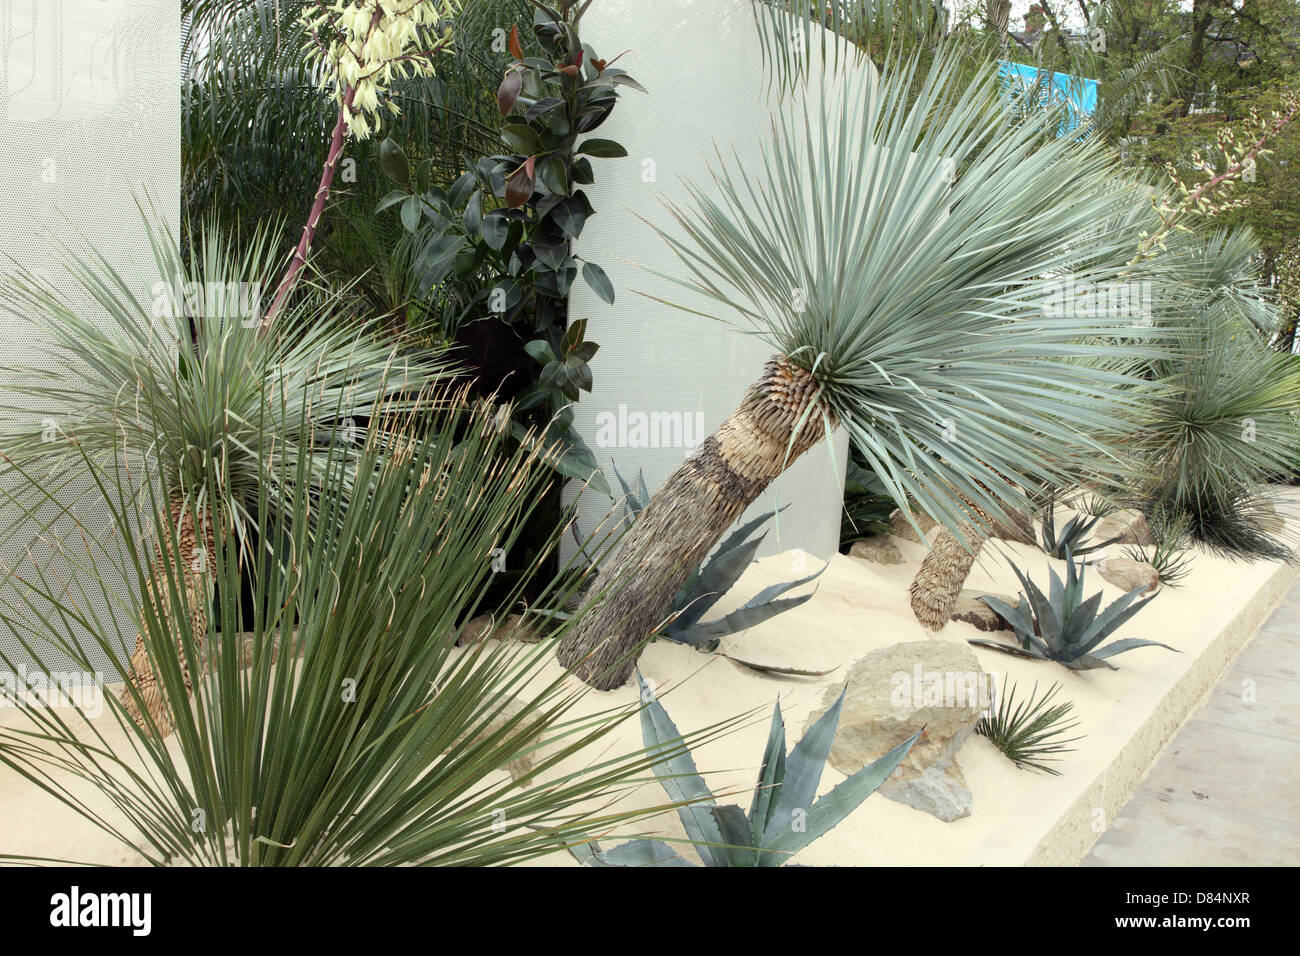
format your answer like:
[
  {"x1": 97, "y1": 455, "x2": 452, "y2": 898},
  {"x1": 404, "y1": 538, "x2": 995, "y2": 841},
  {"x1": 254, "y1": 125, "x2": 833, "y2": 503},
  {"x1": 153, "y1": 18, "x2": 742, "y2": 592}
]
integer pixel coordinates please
[
  {"x1": 971, "y1": 550, "x2": 1176, "y2": 670},
  {"x1": 1038, "y1": 494, "x2": 1123, "y2": 560},
  {"x1": 612, "y1": 466, "x2": 825, "y2": 652},
  {"x1": 566, "y1": 672, "x2": 918, "y2": 867}
]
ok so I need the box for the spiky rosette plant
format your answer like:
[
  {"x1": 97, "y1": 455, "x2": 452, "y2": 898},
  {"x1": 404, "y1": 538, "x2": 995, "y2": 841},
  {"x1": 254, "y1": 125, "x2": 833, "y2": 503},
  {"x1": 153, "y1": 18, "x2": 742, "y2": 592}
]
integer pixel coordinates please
[
  {"x1": 0, "y1": 214, "x2": 453, "y2": 734},
  {"x1": 555, "y1": 41, "x2": 1165, "y2": 689},
  {"x1": 0, "y1": 392, "x2": 743, "y2": 866},
  {"x1": 1134, "y1": 229, "x2": 1300, "y2": 560}
]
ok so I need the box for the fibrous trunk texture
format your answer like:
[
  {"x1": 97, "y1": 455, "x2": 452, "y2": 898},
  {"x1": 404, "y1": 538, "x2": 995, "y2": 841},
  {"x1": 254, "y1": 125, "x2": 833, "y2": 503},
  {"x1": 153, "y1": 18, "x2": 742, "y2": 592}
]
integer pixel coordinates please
[
  {"x1": 908, "y1": 523, "x2": 986, "y2": 631},
  {"x1": 120, "y1": 498, "x2": 215, "y2": 737},
  {"x1": 556, "y1": 355, "x2": 828, "y2": 690}
]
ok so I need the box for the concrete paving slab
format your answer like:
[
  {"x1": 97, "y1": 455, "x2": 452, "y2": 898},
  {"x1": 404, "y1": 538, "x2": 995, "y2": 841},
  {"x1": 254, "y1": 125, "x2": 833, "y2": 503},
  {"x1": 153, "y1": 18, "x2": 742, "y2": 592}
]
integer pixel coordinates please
[{"x1": 1085, "y1": 579, "x2": 1300, "y2": 866}]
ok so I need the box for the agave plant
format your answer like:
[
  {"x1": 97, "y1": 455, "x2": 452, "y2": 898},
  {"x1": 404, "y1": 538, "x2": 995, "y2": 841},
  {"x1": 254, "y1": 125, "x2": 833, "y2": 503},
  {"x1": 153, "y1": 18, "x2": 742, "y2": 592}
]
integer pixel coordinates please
[
  {"x1": 1038, "y1": 494, "x2": 1123, "y2": 559},
  {"x1": 0, "y1": 389, "x2": 745, "y2": 865},
  {"x1": 566, "y1": 673, "x2": 918, "y2": 866},
  {"x1": 609, "y1": 467, "x2": 824, "y2": 652},
  {"x1": 971, "y1": 551, "x2": 1175, "y2": 671},
  {"x1": 976, "y1": 679, "x2": 1082, "y2": 774},
  {"x1": 556, "y1": 35, "x2": 1166, "y2": 687},
  {"x1": 0, "y1": 215, "x2": 453, "y2": 734}
]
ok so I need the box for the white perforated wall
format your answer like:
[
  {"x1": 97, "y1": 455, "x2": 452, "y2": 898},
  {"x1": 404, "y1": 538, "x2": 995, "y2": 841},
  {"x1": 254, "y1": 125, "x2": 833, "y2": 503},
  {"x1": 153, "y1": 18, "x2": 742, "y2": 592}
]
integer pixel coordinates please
[{"x1": 0, "y1": 0, "x2": 180, "y2": 680}]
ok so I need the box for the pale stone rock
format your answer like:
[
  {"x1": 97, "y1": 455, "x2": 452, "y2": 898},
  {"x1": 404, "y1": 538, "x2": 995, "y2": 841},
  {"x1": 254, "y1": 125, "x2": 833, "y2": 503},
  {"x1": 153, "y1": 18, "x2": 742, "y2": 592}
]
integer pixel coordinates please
[
  {"x1": 951, "y1": 591, "x2": 1016, "y2": 632},
  {"x1": 849, "y1": 535, "x2": 905, "y2": 565},
  {"x1": 889, "y1": 509, "x2": 936, "y2": 543},
  {"x1": 806, "y1": 641, "x2": 992, "y2": 823},
  {"x1": 456, "y1": 613, "x2": 540, "y2": 646},
  {"x1": 1095, "y1": 509, "x2": 1153, "y2": 546},
  {"x1": 1098, "y1": 557, "x2": 1160, "y2": 594}
]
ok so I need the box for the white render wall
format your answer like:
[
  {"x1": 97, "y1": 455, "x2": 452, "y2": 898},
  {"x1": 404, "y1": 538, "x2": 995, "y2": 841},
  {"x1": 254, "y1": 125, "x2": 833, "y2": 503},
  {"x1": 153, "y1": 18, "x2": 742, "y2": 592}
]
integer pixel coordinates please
[
  {"x1": 565, "y1": 0, "x2": 862, "y2": 563},
  {"x1": 0, "y1": 0, "x2": 181, "y2": 678}
]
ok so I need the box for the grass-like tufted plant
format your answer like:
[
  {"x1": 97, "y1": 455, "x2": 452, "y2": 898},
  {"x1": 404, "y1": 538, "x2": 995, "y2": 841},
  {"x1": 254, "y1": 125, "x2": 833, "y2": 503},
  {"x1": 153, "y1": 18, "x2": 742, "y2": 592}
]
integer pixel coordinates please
[{"x1": 0, "y1": 389, "x2": 740, "y2": 866}]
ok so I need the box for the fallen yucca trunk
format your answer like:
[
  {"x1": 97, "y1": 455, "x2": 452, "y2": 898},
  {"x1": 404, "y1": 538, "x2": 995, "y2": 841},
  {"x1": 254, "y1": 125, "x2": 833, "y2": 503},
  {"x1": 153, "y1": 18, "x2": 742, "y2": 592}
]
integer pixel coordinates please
[{"x1": 557, "y1": 43, "x2": 1167, "y2": 689}]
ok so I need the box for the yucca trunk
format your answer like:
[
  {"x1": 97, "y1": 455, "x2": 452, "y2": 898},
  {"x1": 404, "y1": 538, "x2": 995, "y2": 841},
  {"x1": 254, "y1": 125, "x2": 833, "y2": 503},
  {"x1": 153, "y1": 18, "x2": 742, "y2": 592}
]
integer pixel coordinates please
[
  {"x1": 556, "y1": 355, "x2": 829, "y2": 690},
  {"x1": 120, "y1": 498, "x2": 215, "y2": 736},
  {"x1": 908, "y1": 523, "x2": 986, "y2": 630}
]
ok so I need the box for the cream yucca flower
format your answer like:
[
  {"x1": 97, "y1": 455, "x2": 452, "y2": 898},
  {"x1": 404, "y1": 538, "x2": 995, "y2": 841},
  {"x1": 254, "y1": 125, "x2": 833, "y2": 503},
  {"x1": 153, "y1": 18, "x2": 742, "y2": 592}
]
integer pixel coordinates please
[{"x1": 302, "y1": 0, "x2": 458, "y2": 141}]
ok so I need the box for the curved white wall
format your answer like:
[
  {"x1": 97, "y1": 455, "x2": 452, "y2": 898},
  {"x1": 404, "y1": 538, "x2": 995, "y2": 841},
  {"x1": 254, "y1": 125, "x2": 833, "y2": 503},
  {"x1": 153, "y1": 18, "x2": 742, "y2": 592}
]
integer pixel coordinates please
[{"x1": 566, "y1": 0, "x2": 863, "y2": 562}]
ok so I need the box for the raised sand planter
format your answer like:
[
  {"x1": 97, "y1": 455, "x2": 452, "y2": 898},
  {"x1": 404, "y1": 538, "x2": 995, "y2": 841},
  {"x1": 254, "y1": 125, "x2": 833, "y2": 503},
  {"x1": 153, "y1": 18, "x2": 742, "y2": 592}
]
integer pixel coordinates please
[
  {"x1": 0, "y1": 491, "x2": 1295, "y2": 865},
  {"x1": 523, "y1": 486, "x2": 1300, "y2": 867}
]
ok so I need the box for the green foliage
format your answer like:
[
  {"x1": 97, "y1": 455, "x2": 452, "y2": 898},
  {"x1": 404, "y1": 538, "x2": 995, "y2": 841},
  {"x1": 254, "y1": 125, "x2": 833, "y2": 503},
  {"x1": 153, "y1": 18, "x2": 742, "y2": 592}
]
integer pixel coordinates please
[
  {"x1": 0, "y1": 213, "x2": 452, "y2": 547},
  {"x1": 372, "y1": 2, "x2": 640, "y2": 496},
  {"x1": 566, "y1": 673, "x2": 919, "y2": 866},
  {"x1": 841, "y1": 459, "x2": 895, "y2": 549},
  {"x1": 976, "y1": 680, "x2": 1082, "y2": 775},
  {"x1": 610, "y1": 468, "x2": 825, "y2": 652},
  {"x1": 182, "y1": 0, "x2": 526, "y2": 266},
  {"x1": 1124, "y1": 509, "x2": 1195, "y2": 587},
  {"x1": 972, "y1": 551, "x2": 1175, "y2": 670},
  {"x1": 0, "y1": 387, "x2": 743, "y2": 865}
]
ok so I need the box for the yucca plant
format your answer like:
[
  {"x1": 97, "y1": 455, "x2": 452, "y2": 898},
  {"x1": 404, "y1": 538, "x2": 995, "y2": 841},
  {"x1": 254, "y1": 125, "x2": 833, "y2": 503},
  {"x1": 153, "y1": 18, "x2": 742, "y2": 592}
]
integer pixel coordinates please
[
  {"x1": 0, "y1": 214, "x2": 453, "y2": 734},
  {"x1": 976, "y1": 679, "x2": 1082, "y2": 774},
  {"x1": 565, "y1": 673, "x2": 918, "y2": 867},
  {"x1": 972, "y1": 551, "x2": 1175, "y2": 671},
  {"x1": 1134, "y1": 231, "x2": 1300, "y2": 560},
  {"x1": 0, "y1": 389, "x2": 744, "y2": 865},
  {"x1": 555, "y1": 38, "x2": 1166, "y2": 688}
]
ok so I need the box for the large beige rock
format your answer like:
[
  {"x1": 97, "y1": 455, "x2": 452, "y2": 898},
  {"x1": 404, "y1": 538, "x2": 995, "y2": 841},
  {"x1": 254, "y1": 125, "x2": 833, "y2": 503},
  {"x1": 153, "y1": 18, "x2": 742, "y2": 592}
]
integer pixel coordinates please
[
  {"x1": 806, "y1": 641, "x2": 992, "y2": 822},
  {"x1": 889, "y1": 509, "x2": 936, "y2": 543},
  {"x1": 849, "y1": 535, "x2": 905, "y2": 565},
  {"x1": 1098, "y1": 557, "x2": 1160, "y2": 594},
  {"x1": 951, "y1": 591, "x2": 1016, "y2": 632},
  {"x1": 1095, "y1": 509, "x2": 1153, "y2": 546}
]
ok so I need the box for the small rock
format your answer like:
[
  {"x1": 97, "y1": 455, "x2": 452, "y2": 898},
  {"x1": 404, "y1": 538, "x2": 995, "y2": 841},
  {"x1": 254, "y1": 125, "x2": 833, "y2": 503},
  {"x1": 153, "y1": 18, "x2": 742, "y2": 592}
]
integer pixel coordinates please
[
  {"x1": 1097, "y1": 557, "x2": 1160, "y2": 594},
  {"x1": 456, "y1": 613, "x2": 540, "y2": 646},
  {"x1": 1095, "y1": 509, "x2": 1153, "y2": 546},
  {"x1": 889, "y1": 509, "x2": 936, "y2": 543},
  {"x1": 806, "y1": 641, "x2": 993, "y2": 823},
  {"x1": 989, "y1": 510, "x2": 1036, "y2": 545},
  {"x1": 849, "y1": 535, "x2": 905, "y2": 565},
  {"x1": 951, "y1": 591, "x2": 1016, "y2": 631},
  {"x1": 447, "y1": 697, "x2": 545, "y2": 782}
]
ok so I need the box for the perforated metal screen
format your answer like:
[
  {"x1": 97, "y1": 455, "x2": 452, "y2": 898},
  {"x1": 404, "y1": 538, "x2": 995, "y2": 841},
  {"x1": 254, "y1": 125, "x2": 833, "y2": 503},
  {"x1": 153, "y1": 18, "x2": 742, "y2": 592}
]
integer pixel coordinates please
[{"x1": 0, "y1": 0, "x2": 180, "y2": 682}]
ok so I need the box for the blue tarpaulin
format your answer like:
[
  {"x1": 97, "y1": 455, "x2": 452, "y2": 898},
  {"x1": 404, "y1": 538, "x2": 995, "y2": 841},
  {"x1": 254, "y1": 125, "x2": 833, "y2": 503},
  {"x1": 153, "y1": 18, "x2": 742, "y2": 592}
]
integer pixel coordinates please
[{"x1": 998, "y1": 61, "x2": 1098, "y2": 137}]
